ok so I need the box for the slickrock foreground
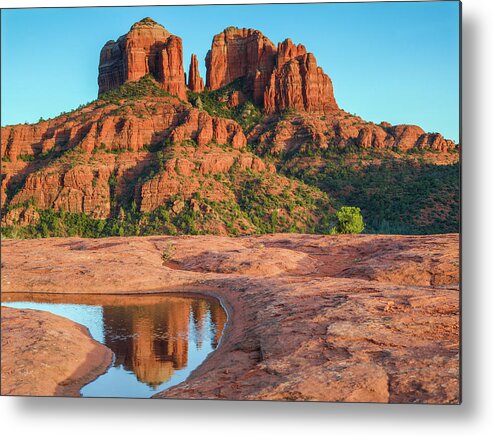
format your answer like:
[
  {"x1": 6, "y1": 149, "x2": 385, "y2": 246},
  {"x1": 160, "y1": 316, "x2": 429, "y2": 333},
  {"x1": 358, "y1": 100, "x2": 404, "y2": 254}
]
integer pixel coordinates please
[
  {"x1": 1, "y1": 233, "x2": 459, "y2": 403},
  {"x1": 0, "y1": 306, "x2": 113, "y2": 396}
]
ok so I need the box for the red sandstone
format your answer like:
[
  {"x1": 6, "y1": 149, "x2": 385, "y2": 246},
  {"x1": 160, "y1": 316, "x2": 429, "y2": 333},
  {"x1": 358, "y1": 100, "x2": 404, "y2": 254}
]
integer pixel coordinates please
[
  {"x1": 1, "y1": 233, "x2": 459, "y2": 403},
  {"x1": 1, "y1": 306, "x2": 112, "y2": 397},
  {"x1": 188, "y1": 54, "x2": 204, "y2": 93},
  {"x1": 98, "y1": 18, "x2": 187, "y2": 100}
]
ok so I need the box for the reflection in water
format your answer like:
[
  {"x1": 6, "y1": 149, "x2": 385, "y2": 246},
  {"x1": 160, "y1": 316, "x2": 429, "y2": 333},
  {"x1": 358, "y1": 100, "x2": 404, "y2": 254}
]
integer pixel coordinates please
[
  {"x1": 103, "y1": 300, "x2": 226, "y2": 387},
  {"x1": 2, "y1": 294, "x2": 226, "y2": 398}
]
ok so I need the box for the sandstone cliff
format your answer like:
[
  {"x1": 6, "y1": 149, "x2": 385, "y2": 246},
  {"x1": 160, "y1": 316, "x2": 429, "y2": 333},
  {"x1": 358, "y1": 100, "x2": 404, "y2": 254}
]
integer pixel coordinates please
[
  {"x1": 98, "y1": 17, "x2": 187, "y2": 100},
  {"x1": 263, "y1": 39, "x2": 338, "y2": 113},
  {"x1": 205, "y1": 28, "x2": 338, "y2": 113},
  {"x1": 205, "y1": 27, "x2": 277, "y2": 105},
  {"x1": 188, "y1": 54, "x2": 204, "y2": 93},
  {"x1": 248, "y1": 111, "x2": 457, "y2": 155},
  {"x1": 1, "y1": 18, "x2": 459, "y2": 236},
  {"x1": 1, "y1": 75, "x2": 324, "y2": 236},
  {"x1": 1, "y1": 86, "x2": 245, "y2": 162}
]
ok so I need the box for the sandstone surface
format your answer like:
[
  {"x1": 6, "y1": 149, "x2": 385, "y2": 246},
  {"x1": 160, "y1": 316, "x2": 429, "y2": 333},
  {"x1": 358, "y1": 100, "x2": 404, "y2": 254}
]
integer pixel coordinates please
[
  {"x1": 205, "y1": 27, "x2": 277, "y2": 104},
  {"x1": 1, "y1": 233, "x2": 460, "y2": 403},
  {"x1": 188, "y1": 54, "x2": 204, "y2": 93},
  {"x1": 98, "y1": 17, "x2": 187, "y2": 99},
  {"x1": 1, "y1": 306, "x2": 113, "y2": 396}
]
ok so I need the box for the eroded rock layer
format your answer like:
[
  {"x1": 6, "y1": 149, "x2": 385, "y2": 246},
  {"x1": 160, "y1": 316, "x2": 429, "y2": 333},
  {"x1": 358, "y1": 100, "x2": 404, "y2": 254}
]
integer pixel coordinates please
[
  {"x1": 1, "y1": 233, "x2": 460, "y2": 403},
  {"x1": 98, "y1": 18, "x2": 187, "y2": 100},
  {"x1": 0, "y1": 94, "x2": 255, "y2": 220},
  {"x1": 248, "y1": 112, "x2": 457, "y2": 155},
  {"x1": 205, "y1": 28, "x2": 338, "y2": 113},
  {"x1": 1, "y1": 306, "x2": 113, "y2": 397},
  {"x1": 188, "y1": 54, "x2": 204, "y2": 93}
]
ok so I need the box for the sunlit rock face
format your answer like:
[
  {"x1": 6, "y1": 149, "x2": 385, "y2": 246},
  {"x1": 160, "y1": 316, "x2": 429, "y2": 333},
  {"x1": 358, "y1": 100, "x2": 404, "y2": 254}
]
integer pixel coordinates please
[
  {"x1": 205, "y1": 27, "x2": 338, "y2": 113},
  {"x1": 188, "y1": 53, "x2": 204, "y2": 93},
  {"x1": 205, "y1": 27, "x2": 278, "y2": 105},
  {"x1": 263, "y1": 39, "x2": 339, "y2": 114},
  {"x1": 98, "y1": 17, "x2": 187, "y2": 100}
]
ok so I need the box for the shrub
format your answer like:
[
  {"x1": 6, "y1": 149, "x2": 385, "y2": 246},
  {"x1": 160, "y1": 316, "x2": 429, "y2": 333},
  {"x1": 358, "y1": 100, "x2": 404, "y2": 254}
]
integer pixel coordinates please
[
  {"x1": 331, "y1": 206, "x2": 365, "y2": 234},
  {"x1": 161, "y1": 241, "x2": 176, "y2": 262},
  {"x1": 98, "y1": 75, "x2": 173, "y2": 104}
]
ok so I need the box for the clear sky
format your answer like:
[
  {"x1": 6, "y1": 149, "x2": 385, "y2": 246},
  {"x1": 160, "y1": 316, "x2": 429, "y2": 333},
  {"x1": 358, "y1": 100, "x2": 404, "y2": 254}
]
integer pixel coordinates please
[{"x1": 1, "y1": 1, "x2": 460, "y2": 142}]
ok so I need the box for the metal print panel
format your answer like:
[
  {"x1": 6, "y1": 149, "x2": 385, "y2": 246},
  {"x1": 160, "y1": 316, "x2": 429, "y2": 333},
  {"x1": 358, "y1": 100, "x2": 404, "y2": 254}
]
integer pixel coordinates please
[{"x1": 0, "y1": 1, "x2": 461, "y2": 403}]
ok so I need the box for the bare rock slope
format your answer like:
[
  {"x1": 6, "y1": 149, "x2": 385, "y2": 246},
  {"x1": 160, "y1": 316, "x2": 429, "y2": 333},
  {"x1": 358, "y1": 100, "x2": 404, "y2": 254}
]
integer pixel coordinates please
[
  {"x1": 1, "y1": 306, "x2": 113, "y2": 397},
  {"x1": 1, "y1": 233, "x2": 460, "y2": 403}
]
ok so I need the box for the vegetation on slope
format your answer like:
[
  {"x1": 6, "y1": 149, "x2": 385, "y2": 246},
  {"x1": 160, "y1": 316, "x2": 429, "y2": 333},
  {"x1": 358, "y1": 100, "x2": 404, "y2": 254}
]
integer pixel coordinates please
[
  {"x1": 98, "y1": 74, "x2": 176, "y2": 104},
  {"x1": 1, "y1": 76, "x2": 458, "y2": 238},
  {"x1": 188, "y1": 78, "x2": 262, "y2": 133},
  {"x1": 1, "y1": 170, "x2": 345, "y2": 239},
  {"x1": 280, "y1": 148, "x2": 460, "y2": 234}
]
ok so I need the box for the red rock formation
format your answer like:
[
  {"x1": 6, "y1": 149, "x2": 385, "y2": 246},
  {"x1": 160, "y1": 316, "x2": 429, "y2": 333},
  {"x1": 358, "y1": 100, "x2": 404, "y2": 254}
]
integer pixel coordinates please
[
  {"x1": 188, "y1": 54, "x2": 204, "y2": 93},
  {"x1": 205, "y1": 29, "x2": 338, "y2": 113},
  {"x1": 205, "y1": 27, "x2": 277, "y2": 104},
  {"x1": 10, "y1": 165, "x2": 112, "y2": 219},
  {"x1": 157, "y1": 35, "x2": 188, "y2": 100},
  {"x1": 227, "y1": 90, "x2": 246, "y2": 108},
  {"x1": 1, "y1": 18, "x2": 459, "y2": 228},
  {"x1": 98, "y1": 18, "x2": 187, "y2": 100},
  {"x1": 0, "y1": 95, "x2": 246, "y2": 162},
  {"x1": 356, "y1": 125, "x2": 388, "y2": 149},
  {"x1": 139, "y1": 143, "x2": 274, "y2": 213},
  {"x1": 389, "y1": 125, "x2": 426, "y2": 151},
  {"x1": 249, "y1": 111, "x2": 458, "y2": 155},
  {"x1": 263, "y1": 39, "x2": 338, "y2": 114},
  {"x1": 1, "y1": 95, "x2": 251, "y2": 219},
  {"x1": 168, "y1": 110, "x2": 246, "y2": 149},
  {"x1": 416, "y1": 132, "x2": 457, "y2": 152}
]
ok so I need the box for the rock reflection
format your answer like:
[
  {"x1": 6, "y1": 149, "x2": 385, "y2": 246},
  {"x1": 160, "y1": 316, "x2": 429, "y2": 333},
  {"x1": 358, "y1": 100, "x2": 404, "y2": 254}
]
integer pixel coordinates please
[
  {"x1": 2, "y1": 293, "x2": 227, "y2": 397},
  {"x1": 102, "y1": 297, "x2": 226, "y2": 387}
]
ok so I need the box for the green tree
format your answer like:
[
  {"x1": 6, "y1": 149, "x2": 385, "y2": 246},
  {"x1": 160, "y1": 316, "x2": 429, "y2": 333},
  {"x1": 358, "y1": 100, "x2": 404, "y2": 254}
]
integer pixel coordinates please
[{"x1": 331, "y1": 206, "x2": 365, "y2": 234}]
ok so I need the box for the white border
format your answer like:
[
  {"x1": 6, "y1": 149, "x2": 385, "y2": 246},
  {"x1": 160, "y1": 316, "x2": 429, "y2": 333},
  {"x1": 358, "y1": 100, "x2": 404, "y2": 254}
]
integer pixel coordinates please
[{"x1": 2, "y1": 1, "x2": 493, "y2": 435}]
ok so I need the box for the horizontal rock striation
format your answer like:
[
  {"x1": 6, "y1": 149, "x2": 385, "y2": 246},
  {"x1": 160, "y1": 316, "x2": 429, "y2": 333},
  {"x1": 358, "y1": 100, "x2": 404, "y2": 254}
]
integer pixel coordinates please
[
  {"x1": 1, "y1": 96, "x2": 246, "y2": 161},
  {"x1": 1, "y1": 96, "x2": 252, "y2": 220},
  {"x1": 98, "y1": 17, "x2": 187, "y2": 100},
  {"x1": 205, "y1": 28, "x2": 338, "y2": 113},
  {"x1": 139, "y1": 144, "x2": 274, "y2": 213},
  {"x1": 249, "y1": 111, "x2": 458, "y2": 155}
]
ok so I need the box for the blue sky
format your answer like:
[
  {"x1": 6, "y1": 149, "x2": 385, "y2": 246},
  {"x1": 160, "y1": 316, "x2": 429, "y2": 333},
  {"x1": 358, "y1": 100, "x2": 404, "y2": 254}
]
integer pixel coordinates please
[{"x1": 1, "y1": 2, "x2": 460, "y2": 141}]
